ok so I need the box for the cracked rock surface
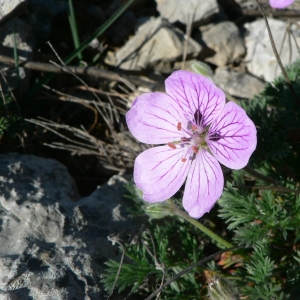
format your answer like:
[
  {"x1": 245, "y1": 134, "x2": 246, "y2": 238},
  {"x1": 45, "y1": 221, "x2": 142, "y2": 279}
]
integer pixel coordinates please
[{"x1": 0, "y1": 153, "x2": 132, "y2": 299}]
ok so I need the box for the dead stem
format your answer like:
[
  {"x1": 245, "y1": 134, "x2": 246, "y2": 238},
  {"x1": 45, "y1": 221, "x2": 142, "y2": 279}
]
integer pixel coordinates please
[
  {"x1": 243, "y1": 166, "x2": 278, "y2": 184},
  {"x1": 233, "y1": 185, "x2": 300, "y2": 194},
  {"x1": 0, "y1": 54, "x2": 135, "y2": 91}
]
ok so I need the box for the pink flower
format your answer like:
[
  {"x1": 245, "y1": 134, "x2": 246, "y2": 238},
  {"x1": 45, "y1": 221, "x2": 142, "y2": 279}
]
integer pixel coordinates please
[
  {"x1": 126, "y1": 71, "x2": 257, "y2": 219},
  {"x1": 269, "y1": 0, "x2": 294, "y2": 9}
]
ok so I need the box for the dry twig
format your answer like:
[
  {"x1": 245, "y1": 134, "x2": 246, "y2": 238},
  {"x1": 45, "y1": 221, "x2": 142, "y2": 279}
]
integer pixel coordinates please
[{"x1": 0, "y1": 54, "x2": 135, "y2": 91}]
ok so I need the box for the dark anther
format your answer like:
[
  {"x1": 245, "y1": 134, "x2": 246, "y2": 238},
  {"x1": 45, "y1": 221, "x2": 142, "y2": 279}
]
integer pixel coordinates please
[
  {"x1": 210, "y1": 133, "x2": 221, "y2": 141},
  {"x1": 181, "y1": 137, "x2": 190, "y2": 142},
  {"x1": 194, "y1": 109, "x2": 202, "y2": 125}
]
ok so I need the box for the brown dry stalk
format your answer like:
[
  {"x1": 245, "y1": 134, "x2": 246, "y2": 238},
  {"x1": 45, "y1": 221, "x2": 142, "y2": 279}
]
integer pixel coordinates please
[
  {"x1": 0, "y1": 54, "x2": 134, "y2": 90},
  {"x1": 242, "y1": 9, "x2": 300, "y2": 18},
  {"x1": 41, "y1": 85, "x2": 98, "y2": 133},
  {"x1": 233, "y1": 185, "x2": 300, "y2": 194}
]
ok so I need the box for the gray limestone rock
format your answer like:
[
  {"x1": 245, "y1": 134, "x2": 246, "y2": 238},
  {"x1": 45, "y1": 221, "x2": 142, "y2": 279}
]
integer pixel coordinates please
[
  {"x1": 197, "y1": 21, "x2": 246, "y2": 67},
  {"x1": 106, "y1": 17, "x2": 202, "y2": 71},
  {"x1": 0, "y1": 154, "x2": 77, "y2": 256},
  {"x1": 0, "y1": 0, "x2": 27, "y2": 23},
  {"x1": 244, "y1": 18, "x2": 300, "y2": 82},
  {"x1": 0, "y1": 153, "x2": 133, "y2": 299},
  {"x1": 214, "y1": 67, "x2": 265, "y2": 99},
  {"x1": 155, "y1": 0, "x2": 219, "y2": 26}
]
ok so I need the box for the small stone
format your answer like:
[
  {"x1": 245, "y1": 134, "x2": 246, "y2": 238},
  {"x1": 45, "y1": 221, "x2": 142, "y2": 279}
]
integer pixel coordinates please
[
  {"x1": 214, "y1": 67, "x2": 265, "y2": 99},
  {"x1": 197, "y1": 21, "x2": 246, "y2": 67},
  {"x1": 155, "y1": 0, "x2": 219, "y2": 26},
  {"x1": 107, "y1": 17, "x2": 202, "y2": 71}
]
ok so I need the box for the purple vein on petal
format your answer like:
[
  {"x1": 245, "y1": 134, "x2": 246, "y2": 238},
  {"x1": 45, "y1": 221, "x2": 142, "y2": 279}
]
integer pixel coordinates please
[
  {"x1": 126, "y1": 91, "x2": 190, "y2": 144},
  {"x1": 134, "y1": 146, "x2": 192, "y2": 202},
  {"x1": 165, "y1": 71, "x2": 225, "y2": 127},
  {"x1": 183, "y1": 150, "x2": 223, "y2": 219},
  {"x1": 208, "y1": 101, "x2": 257, "y2": 169},
  {"x1": 150, "y1": 148, "x2": 191, "y2": 191}
]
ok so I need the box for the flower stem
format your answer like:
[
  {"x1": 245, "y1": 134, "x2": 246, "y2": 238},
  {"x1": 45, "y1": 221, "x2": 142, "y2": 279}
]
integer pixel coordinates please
[
  {"x1": 243, "y1": 166, "x2": 277, "y2": 184},
  {"x1": 173, "y1": 207, "x2": 233, "y2": 249}
]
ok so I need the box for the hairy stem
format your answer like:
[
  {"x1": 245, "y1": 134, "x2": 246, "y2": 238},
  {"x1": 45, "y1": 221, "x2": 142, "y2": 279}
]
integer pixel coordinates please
[
  {"x1": 243, "y1": 165, "x2": 277, "y2": 184},
  {"x1": 173, "y1": 207, "x2": 233, "y2": 249}
]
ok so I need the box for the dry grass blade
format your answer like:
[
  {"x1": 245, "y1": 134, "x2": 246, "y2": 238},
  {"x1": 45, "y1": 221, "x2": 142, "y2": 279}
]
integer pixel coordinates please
[
  {"x1": 22, "y1": 40, "x2": 146, "y2": 172},
  {"x1": 181, "y1": 8, "x2": 195, "y2": 70},
  {"x1": 26, "y1": 117, "x2": 146, "y2": 172},
  {"x1": 0, "y1": 68, "x2": 21, "y2": 114},
  {"x1": 42, "y1": 85, "x2": 98, "y2": 133}
]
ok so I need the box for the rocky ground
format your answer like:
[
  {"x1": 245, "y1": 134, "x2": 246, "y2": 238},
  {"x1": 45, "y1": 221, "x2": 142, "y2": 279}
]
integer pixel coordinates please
[{"x1": 0, "y1": 0, "x2": 300, "y2": 299}]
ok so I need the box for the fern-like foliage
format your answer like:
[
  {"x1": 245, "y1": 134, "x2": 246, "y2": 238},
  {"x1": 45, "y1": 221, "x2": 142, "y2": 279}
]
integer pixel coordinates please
[
  {"x1": 241, "y1": 242, "x2": 284, "y2": 300},
  {"x1": 102, "y1": 219, "x2": 206, "y2": 299},
  {"x1": 219, "y1": 170, "x2": 300, "y2": 297},
  {"x1": 0, "y1": 94, "x2": 22, "y2": 136},
  {"x1": 102, "y1": 244, "x2": 157, "y2": 295}
]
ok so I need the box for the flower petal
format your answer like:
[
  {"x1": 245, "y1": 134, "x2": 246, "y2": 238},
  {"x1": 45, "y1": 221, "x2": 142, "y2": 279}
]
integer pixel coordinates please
[
  {"x1": 183, "y1": 150, "x2": 223, "y2": 219},
  {"x1": 165, "y1": 70, "x2": 225, "y2": 127},
  {"x1": 134, "y1": 145, "x2": 192, "y2": 202},
  {"x1": 269, "y1": 0, "x2": 294, "y2": 9},
  {"x1": 126, "y1": 92, "x2": 186, "y2": 144},
  {"x1": 208, "y1": 101, "x2": 257, "y2": 169}
]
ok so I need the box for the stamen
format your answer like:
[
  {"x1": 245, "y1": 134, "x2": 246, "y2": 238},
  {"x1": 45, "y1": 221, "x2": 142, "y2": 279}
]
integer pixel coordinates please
[
  {"x1": 181, "y1": 158, "x2": 187, "y2": 162},
  {"x1": 177, "y1": 122, "x2": 182, "y2": 131},
  {"x1": 192, "y1": 146, "x2": 199, "y2": 154},
  {"x1": 181, "y1": 137, "x2": 190, "y2": 142},
  {"x1": 191, "y1": 125, "x2": 198, "y2": 131},
  {"x1": 167, "y1": 142, "x2": 176, "y2": 149}
]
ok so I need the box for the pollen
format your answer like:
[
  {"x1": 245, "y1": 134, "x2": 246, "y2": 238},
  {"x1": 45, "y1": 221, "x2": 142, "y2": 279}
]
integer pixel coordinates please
[
  {"x1": 167, "y1": 142, "x2": 176, "y2": 149},
  {"x1": 177, "y1": 122, "x2": 182, "y2": 131},
  {"x1": 181, "y1": 158, "x2": 187, "y2": 162}
]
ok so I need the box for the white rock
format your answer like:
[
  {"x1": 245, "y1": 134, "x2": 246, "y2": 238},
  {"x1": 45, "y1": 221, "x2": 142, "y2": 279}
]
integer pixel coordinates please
[
  {"x1": 108, "y1": 17, "x2": 202, "y2": 71},
  {"x1": 244, "y1": 18, "x2": 300, "y2": 82},
  {"x1": 0, "y1": 0, "x2": 26, "y2": 22},
  {"x1": 0, "y1": 154, "x2": 78, "y2": 256},
  {"x1": 156, "y1": 0, "x2": 219, "y2": 25},
  {"x1": 214, "y1": 67, "x2": 265, "y2": 99},
  {"x1": 199, "y1": 21, "x2": 246, "y2": 67}
]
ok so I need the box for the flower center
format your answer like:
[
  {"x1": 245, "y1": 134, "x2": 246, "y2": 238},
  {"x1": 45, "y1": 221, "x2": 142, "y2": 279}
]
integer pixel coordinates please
[
  {"x1": 170, "y1": 121, "x2": 209, "y2": 157},
  {"x1": 192, "y1": 132, "x2": 206, "y2": 147},
  {"x1": 189, "y1": 124, "x2": 208, "y2": 154},
  {"x1": 166, "y1": 109, "x2": 221, "y2": 162}
]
